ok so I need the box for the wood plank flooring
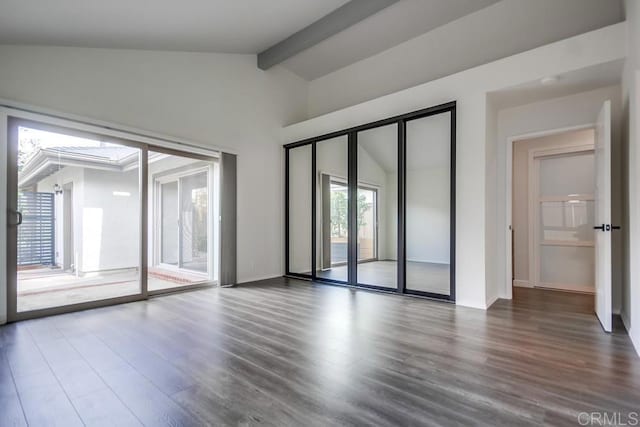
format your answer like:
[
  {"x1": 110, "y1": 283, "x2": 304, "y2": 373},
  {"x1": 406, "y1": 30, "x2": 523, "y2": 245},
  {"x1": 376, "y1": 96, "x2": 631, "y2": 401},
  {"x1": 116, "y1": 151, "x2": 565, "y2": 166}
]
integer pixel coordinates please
[{"x1": 1, "y1": 277, "x2": 639, "y2": 426}]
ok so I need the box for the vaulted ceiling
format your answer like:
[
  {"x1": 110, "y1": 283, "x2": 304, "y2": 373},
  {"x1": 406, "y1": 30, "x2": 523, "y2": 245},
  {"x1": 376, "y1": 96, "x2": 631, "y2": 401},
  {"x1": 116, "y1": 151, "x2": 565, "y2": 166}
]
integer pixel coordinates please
[{"x1": 0, "y1": 0, "x2": 625, "y2": 81}]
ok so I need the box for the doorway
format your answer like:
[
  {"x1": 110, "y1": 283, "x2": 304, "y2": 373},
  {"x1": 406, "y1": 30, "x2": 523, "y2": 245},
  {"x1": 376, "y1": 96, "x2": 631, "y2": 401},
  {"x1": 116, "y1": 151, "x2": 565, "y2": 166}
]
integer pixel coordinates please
[
  {"x1": 512, "y1": 129, "x2": 595, "y2": 295},
  {"x1": 507, "y1": 101, "x2": 614, "y2": 331}
]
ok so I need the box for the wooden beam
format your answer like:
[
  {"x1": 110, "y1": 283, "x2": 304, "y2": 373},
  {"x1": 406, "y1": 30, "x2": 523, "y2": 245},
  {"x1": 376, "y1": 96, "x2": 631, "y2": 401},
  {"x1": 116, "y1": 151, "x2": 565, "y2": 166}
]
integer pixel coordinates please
[{"x1": 257, "y1": 0, "x2": 400, "y2": 70}]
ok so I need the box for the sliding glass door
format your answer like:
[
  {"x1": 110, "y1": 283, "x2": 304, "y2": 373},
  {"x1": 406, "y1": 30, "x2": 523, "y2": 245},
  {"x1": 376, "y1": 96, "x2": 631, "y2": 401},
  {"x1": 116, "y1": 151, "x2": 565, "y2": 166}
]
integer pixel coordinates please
[
  {"x1": 285, "y1": 102, "x2": 455, "y2": 301},
  {"x1": 7, "y1": 121, "x2": 143, "y2": 314},
  {"x1": 149, "y1": 150, "x2": 217, "y2": 292},
  {"x1": 7, "y1": 118, "x2": 220, "y2": 320}
]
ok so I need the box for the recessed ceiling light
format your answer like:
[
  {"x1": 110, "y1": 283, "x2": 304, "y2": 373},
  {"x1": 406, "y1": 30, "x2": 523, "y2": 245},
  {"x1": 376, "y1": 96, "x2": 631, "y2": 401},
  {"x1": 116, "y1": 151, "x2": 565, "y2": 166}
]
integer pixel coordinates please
[{"x1": 540, "y1": 76, "x2": 559, "y2": 85}]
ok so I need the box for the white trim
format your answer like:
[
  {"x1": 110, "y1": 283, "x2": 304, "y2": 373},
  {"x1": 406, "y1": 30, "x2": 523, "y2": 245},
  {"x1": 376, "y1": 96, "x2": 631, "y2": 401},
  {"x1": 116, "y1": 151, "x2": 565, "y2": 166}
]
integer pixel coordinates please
[
  {"x1": 505, "y1": 123, "x2": 594, "y2": 300},
  {"x1": 527, "y1": 147, "x2": 538, "y2": 290},
  {"x1": 540, "y1": 240, "x2": 594, "y2": 247},
  {"x1": 538, "y1": 195, "x2": 594, "y2": 202},
  {"x1": 406, "y1": 259, "x2": 450, "y2": 265},
  {"x1": 513, "y1": 279, "x2": 532, "y2": 288},
  {"x1": 0, "y1": 111, "x2": 5, "y2": 324},
  {"x1": 531, "y1": 143, "x2": 595, "y2": 158},
  {"x1": 0, "y1": 99, "x2": 229, "y2": 157},
  {"x1": 535, "y1": 282, "x2": 595, "y2": 294}
]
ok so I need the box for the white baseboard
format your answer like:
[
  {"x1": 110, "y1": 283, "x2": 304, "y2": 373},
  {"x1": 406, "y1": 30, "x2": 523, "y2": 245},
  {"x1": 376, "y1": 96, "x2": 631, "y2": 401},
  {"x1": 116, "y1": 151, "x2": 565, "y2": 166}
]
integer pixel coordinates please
[
  {"x1": 238, "y1": 274, "x2": 283, "y2": 285},
  {"x1": 486, "y1": 294, "x2": 499, "y2": 309},
  {"x1": 513, "y1": 280, "x2": 532, "y2": 288},
  {"x1": 536, "y1": 282, "x2": 595, "y2": 294},
  {"x1": 406, "y1": 259, "x2": 450, "y2": 265},
  {"x1": 456, "y1": 298, "x2": 490, "y2": 310},
  {"x1": 622, "y1": 312, "x2": 631, "y2": 332},
  {"x1": 629, "y1": 326, "x2": 640, "y2": 357}
]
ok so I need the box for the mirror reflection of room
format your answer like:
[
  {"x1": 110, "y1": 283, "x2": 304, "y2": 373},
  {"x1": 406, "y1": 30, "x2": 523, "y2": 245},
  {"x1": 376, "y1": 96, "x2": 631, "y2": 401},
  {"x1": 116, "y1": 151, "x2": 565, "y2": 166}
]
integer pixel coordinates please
[
  {"x1": 355, "y1": 124, "x2": 397, "y2": 289},
  {"x1": 316, "y1": 135, "x2": 349, "y2": 282}
]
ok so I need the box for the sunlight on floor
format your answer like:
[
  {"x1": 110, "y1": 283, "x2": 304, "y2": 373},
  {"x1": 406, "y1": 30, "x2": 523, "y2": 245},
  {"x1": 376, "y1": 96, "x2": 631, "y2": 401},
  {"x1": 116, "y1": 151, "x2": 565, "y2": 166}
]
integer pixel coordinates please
[{"x1": 17, "y1": 267, "x2": 209, "y2": 312}]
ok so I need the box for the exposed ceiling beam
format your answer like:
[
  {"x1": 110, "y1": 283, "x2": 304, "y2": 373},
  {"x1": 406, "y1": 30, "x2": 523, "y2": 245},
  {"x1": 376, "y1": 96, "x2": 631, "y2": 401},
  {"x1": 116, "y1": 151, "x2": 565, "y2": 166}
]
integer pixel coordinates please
[{"x1": 258, "y1": 0, "x2": 400, "y2": 70}]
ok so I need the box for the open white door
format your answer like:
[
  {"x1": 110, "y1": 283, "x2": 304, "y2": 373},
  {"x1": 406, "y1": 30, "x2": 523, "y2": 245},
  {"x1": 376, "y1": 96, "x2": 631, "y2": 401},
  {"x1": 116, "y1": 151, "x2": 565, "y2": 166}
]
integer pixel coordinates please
[{"x1": 594, "y1": 100, "x2": 612, "y2": 332}]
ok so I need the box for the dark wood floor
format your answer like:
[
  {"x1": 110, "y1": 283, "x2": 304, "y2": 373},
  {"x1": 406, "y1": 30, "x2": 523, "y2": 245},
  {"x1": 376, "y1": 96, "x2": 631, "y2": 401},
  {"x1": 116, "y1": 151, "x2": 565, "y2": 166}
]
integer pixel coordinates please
[{"x1": 1, "y1": 278, "x2": 639, "y2": 426}]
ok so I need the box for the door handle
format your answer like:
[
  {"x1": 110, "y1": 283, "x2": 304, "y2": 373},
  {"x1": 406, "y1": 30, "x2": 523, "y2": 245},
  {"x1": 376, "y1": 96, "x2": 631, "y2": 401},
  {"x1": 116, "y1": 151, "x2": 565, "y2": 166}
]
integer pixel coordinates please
[
  {"x1": 594, "y1": 224, "x2": 621, "y2": 232},
  {"x1": 8, "y1": 210, "x2": 22, "y2": 226}
]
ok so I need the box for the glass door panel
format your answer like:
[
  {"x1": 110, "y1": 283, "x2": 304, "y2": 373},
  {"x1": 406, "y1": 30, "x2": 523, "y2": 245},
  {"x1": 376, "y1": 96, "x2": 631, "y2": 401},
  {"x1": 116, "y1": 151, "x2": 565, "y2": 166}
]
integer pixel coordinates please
[
  {"x1": 405, "y1": 113, "x2": 451, "y2": 296},
  {"x1": 149, "y1": 150, "x2": 216, "y2": 291},
  {"x1": 13, "y1": 124, "x2": 142, "y2": 312},
  {"x1": 316, "y1": 135, "x2": 349, "y2": 282},
  {"x1": 356, "y1": 124, "x2": 397, "y2": 289},
  {"x1": 180, "y1": 172, "x2": 208, "y2": 273},
  {"x1": 161, "y1": 181, "x2": 179, "y2": 265},
  {"x1": 287, "y1": 144, "x2": 312, "y2": 275},
  {"x1": 536, "y1": 151, "x2": 595, "y2": 292}
]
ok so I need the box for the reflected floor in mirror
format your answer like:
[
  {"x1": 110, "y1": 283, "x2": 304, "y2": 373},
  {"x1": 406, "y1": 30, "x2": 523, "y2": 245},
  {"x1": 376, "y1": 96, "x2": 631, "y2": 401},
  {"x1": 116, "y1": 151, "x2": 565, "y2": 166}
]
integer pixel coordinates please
[{"x1": 316, "y1": 260, "x2": 449, "y2": 294}]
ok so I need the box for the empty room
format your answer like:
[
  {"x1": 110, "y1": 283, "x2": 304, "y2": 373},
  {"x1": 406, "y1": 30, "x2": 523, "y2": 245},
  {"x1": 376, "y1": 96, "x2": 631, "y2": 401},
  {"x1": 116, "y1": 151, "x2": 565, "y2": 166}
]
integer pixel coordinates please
[{"x1": 1, "y1": 0, "x2": 640, "y2": 426}]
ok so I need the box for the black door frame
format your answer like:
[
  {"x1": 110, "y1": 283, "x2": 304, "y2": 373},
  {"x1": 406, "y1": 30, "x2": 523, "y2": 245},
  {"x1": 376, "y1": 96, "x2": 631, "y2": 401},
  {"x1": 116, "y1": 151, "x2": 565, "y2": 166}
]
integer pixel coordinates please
[{"x1": 284, "y1": 101, "x2": 456, "y2": 302}]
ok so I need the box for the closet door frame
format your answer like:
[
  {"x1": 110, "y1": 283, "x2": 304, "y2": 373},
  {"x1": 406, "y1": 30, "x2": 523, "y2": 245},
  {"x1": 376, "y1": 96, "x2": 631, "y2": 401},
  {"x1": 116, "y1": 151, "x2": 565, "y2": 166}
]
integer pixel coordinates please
[{"x1": 284, "y1": 101, "x2": 456, "y2": 302}]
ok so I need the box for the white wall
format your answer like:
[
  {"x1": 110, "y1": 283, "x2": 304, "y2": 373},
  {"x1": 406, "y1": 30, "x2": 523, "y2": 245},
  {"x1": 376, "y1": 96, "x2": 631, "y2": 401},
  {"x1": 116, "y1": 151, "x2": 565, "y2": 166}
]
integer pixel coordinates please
[
  {"x1": 0, "y1": 45, "x2": 308, "y2": 323},
  {"x1": 485, "y1": 97, "x2": 499, "y2": 305},
  {"x1": 284, "y1": 23, "x2": 626, "y2": 309},
  {"x1": 36, "y1": 166, "x2": 140, "y2": 273},
  {"x1": 494, "y1": 86, "x2": 624, "y2": 310},
  {"x1": 307, "y1": 0, "x2": 624, "y2": 117},
  {"x1": 83, "y1": 168, "x2": 140, "y2": 272},
  {"x1": 623, "y1": 0, "x2": 640, "y2": 353}
]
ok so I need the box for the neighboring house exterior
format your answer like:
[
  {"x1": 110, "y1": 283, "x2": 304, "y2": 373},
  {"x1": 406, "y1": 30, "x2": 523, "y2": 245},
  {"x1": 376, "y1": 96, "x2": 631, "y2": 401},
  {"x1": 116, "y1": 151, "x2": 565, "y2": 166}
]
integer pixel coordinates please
[{"x1": 18, "y1": 145, "x2": 218, "y2": 281}]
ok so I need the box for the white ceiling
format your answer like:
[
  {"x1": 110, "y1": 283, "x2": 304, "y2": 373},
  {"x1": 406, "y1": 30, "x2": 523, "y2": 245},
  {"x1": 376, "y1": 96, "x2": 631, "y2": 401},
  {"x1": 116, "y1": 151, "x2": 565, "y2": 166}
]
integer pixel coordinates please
[
  {"x1": 0, "y1": 0, "x2": 625, "y2": 82},
  {"x1": 0, "y1": 0, "x2": 500, "y2": 79},
  {"x1": 281, "y1": 0, "x2": 500, "y2": 80},
  {"x1": 489, "y1": 59, "x2": 625, "y2": 110},
  {"x1": 0, "y1": 0, "x2": 349, "y2": 53}
]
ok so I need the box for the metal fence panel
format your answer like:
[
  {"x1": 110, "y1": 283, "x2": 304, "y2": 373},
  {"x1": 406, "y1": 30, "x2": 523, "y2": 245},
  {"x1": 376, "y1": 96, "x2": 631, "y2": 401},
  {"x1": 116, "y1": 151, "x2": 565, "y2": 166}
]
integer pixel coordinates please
[{"x1": 17, "y1": 192, "x2": 55, "y2": 266}]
